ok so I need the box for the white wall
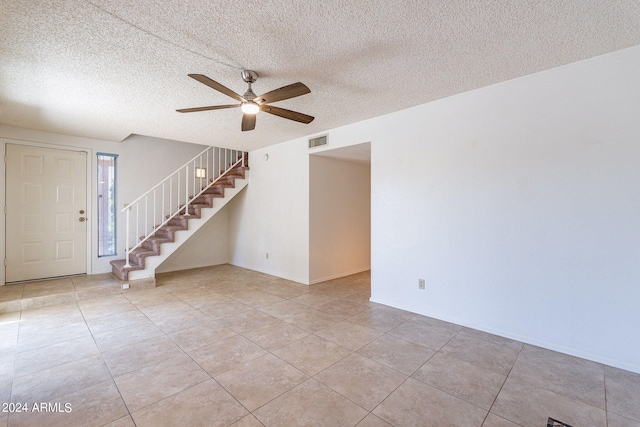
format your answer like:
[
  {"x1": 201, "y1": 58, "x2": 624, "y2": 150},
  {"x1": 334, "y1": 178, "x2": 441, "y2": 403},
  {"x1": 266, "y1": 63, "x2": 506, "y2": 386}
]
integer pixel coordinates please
[
  {"x1": 231, "y1": 45, "x2": 640, "y2": 373},
  {"x1": 365, "y1": 46, "x2": 640, "y2": 373},
  {"x1": 155, "y1": 204, "x2": 229, "y2": 273},
  {"x1": 227, "y1": 142, "x2": 310, "y2": 284},
  {"x1": 6, "y1": 43, "x2": 638, "y2": 372},
  {"x1": 0, "y1": 126, "x2": 207, "y2": 280},
  {"x1": 309, "y1": 155, "x2": 370, "y2": 283}
]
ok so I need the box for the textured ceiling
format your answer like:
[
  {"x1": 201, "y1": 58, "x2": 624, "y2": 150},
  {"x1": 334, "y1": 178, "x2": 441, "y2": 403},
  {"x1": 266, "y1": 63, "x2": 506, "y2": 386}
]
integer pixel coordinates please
[{"x1": 1, "y1": 1, "x2": 639, "y2": 151}]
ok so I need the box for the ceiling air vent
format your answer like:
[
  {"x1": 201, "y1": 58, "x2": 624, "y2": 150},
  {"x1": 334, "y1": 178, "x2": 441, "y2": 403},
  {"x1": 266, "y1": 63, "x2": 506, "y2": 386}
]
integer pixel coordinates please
[{"x1": 308, "y1": 135, "x2": 327, "y2": 149}]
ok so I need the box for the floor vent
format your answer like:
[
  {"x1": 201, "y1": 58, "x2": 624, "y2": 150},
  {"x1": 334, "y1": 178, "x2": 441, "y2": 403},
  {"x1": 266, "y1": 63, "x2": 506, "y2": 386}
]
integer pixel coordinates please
[
  {"x1": 308, "y1": 135, "x2": 327, "y2": 148},
  {"x1": 547, "y1": 418, "x2": 573, "y2": 427}
]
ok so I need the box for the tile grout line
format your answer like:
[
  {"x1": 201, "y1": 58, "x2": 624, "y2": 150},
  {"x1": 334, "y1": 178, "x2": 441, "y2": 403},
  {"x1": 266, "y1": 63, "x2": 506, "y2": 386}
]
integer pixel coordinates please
[
  {"x1": 92, "y1": 292, "x2": 222, "y2": 426},
  {"x1": 395, "y1": 327, "x2": 498, "y2": 424},
  {"x1": 167, "y1": 293, "x2": 254, "y2": 424},
  {"x1": 159, "y1": 275, "x2": 308, "y2": 425},
  {"x1": 603, "y1": 365, "x2": 609, "y2": 427},
  {"x1": 75, "y1": 296, "x2": 139, "y2": 426},
  {"x1": 5, "y1": 308, "x2": 23, "y2": 421},
  {"x1": 215, "y1": 282, "x2": 350, "y2": 421},
  {"x1": 207, "y1": 274, "x2": 374, "y2": 426},
  {"x1": 5, "y1": 268, "x2": 625, "y2": 427},
  {"x1": 482, "y1": 342, "x2": 526, "y2": 427},
  {"x1": 300, "y1": 318, "x2": 412, "y2": 426},
  {"x1": 7, "y1": 296, "x2": 134, "y2": 426},
  {"x1": 500, "y1": 344, "x2": 611, "y2": 424}
]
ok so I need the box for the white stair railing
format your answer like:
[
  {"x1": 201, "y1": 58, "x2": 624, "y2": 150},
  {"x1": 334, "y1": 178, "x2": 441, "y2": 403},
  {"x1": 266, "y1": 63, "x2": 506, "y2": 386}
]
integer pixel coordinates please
[{"x1": 122, "y1": 146, "x2": 247, "y2": 268}]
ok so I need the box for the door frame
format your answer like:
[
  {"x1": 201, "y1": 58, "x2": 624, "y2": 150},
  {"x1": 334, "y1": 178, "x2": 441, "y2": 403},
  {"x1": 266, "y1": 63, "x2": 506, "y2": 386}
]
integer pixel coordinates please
[{"x1": 1, "y1": 138, "x2": 93, "y2": 285}]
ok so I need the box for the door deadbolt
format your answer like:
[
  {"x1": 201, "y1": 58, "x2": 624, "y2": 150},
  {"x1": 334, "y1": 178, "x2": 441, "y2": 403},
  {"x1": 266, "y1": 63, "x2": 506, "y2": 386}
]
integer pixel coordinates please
[
  {"x1": 79, "y1": 210, "x2": 85, "y2": 214},
  {"x1": 79, "y1": 217, "x2": 86, "y2": 222}
]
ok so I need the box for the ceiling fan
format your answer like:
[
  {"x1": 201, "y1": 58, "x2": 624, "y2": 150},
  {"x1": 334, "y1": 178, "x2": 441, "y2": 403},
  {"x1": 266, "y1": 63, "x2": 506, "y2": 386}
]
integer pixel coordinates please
[{"x1": 177, "y1": 70, "x2": 314, "y2": 131}]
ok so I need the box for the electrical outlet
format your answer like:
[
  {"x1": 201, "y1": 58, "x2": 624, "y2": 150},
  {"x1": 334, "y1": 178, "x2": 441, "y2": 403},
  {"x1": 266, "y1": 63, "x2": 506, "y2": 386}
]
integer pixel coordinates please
[
  {"x1": 418, "y1": 279, "x2": 425, "y2": 290},
  {"x1": 122, "y1": 283, "x2": 130, "y2": 290},
  {"x1": 266, "y1": 252, "x2": 269, "y2": 259}
]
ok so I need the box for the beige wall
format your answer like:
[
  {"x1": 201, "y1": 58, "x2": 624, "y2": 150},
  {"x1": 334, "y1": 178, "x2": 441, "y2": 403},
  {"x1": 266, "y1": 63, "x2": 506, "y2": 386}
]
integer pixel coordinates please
[
  {"x1": 228, "y1": 45, "x2": 640, "y2": 373},
  {"x1": 0, "y1": 125, "x2": 214, "y2": 280},
  {"x1": 227, "y1": 141, "x2": 310, "y2": 284},
  {"x1": 156, "y1": 205, "x2": 229, "y2": 273},
  {"x1": 309, "y1": 155, "x2": 370, "y2": 283}
]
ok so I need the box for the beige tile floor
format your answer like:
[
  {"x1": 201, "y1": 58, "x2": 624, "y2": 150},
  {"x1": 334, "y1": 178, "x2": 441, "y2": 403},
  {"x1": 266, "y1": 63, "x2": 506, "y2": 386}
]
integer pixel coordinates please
[{"x1": 0, "y1": 265, "x2": 639, "y2": 427}]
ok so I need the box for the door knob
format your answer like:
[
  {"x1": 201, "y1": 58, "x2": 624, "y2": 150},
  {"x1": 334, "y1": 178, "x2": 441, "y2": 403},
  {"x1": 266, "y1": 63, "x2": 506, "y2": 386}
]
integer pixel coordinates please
[{"x1": 79, "y1": 217, "x2": 86, "y2": 222}]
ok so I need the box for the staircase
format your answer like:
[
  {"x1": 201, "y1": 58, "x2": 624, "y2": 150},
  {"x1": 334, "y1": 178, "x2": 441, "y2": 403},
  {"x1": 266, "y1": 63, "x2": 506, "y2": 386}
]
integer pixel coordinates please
[{"x1": 111, "y1": 147, "x2": 249, "y2": 281}]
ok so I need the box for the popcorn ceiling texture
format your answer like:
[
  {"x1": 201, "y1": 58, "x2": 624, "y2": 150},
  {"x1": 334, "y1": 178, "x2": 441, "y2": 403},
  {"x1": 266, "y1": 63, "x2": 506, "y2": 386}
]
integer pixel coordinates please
[{"x1": 1, "y1": 0, "x2": 639, "y2": 150}]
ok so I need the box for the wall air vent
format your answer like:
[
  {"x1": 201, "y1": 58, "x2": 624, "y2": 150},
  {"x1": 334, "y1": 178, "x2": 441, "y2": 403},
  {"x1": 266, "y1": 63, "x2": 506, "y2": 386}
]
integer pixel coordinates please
[{"x1": 308, "y1": 135, "x2": 327, "y2": 149}]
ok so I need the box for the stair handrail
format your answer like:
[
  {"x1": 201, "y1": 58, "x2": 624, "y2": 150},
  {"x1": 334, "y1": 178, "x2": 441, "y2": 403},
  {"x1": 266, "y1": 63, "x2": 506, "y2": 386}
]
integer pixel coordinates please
[
  {"x1": 122, "y1": 146, "x2": 247, "y2": 268},
  {"x1": 123, "y1": 147, "x2": 229, "y2": 209}
]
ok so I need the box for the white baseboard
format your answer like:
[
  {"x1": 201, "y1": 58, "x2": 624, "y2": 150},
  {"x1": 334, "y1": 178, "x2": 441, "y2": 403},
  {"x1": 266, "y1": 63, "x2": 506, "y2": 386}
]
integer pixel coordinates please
[{"x1": 369, "y1": 297, "x2": 640, "y2": 375}]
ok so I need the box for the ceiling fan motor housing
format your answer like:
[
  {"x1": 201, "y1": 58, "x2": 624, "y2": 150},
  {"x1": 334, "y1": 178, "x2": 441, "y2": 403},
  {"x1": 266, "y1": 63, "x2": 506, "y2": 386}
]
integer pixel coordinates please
[
  {"x1": 241, "y1": 69, "x2": 258, "y2": 83},
  {"x1": 177, "y1": 71, "x2": 313, "y2": 131}
]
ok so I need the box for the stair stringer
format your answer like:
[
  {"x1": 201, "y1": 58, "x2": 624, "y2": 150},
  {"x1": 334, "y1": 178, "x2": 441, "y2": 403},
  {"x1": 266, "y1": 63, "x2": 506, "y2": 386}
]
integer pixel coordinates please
[{"x1": 127, "y1": 172, "x2": 249, "y2": 280}]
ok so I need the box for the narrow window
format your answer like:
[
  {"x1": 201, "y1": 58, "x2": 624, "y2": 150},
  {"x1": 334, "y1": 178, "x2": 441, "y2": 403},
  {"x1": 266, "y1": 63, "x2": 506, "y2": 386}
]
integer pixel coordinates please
[{"x1": 97, "y1": 153, "x2": 117, "y2": 257}]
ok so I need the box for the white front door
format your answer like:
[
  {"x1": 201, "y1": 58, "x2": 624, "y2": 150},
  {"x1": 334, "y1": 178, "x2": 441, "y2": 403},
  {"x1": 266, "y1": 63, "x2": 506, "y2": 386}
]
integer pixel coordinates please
[{"x1": 5, "y1": 144, "x2": 88, "y2": 282}]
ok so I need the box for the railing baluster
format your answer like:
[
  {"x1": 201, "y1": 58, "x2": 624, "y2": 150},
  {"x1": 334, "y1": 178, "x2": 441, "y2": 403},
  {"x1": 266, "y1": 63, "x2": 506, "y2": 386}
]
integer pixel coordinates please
[
  {"x1": 135, "y1": 204, "x2": 139, "y2": 252},
  {"x1": 124, "y1": 207, "x2": 130, "y2": 268},
  {"x1": 144, "y1": 195, "x2": 147, "y2": 237},
  {"x1": 121, "y1": 147, "x2": 247, "y2": 260},
  {"x1": 184, "y1": 163, "x2": 191, "y2": 217}
]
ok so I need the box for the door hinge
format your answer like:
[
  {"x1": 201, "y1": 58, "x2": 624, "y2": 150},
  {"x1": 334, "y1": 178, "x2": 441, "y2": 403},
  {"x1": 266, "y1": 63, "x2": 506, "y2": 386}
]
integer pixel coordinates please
[{"x1": 3, "y1": 206, "x2": 6, "y2": 215}]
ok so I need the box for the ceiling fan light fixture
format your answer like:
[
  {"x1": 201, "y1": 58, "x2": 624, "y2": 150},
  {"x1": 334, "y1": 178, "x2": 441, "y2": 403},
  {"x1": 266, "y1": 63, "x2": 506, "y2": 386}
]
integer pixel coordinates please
[
  {"x1": 178, "y1": 73, "x2": 314, "y2": 131},
  {"x1": 241, "y1": 102, "x2": 259, "y2": 114}
]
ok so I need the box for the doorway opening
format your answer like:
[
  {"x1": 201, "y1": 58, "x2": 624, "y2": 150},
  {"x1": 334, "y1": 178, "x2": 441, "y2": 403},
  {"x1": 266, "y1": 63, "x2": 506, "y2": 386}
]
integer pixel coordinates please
[{"x1": 309, "y1": 142, "x2": 371, "y2": 284}]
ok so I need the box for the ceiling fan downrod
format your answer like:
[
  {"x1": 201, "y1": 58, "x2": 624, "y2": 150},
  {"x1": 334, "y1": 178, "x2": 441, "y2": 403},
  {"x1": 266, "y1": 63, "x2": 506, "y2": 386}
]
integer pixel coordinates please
[{"x1": 241, "y1": 70, "x2": 258, "y2": 101}]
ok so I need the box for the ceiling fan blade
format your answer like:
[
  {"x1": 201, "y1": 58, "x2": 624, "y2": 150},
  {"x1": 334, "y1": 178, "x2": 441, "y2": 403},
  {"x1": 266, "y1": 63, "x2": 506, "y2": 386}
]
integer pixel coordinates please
[
  {"x1": 241, "y1": 113, "x2": 256, "y2": 131},
  {"x1": 176, "y1": 104, "x2": 241, "y2": 113},
  {"x1": 255, "y1": 82, "x2": 310, "y2": 104},
  {"x1": 260, "y1": 105, "x2": 314, "y2": 124},
  {"x1": 188, "y1": 74, "x2": 246, "y2": 102}
]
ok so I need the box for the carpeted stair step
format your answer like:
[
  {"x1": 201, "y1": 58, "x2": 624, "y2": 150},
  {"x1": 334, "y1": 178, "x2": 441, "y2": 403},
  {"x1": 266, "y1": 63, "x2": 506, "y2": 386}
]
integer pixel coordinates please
[
  {"x1": 180, "y1": 203, "x2": 209, "y2": 217},
  {"x1": 110, "y1": 259, "x2": 144, "y2": 281},
  {"x1": 192, "y1": 194, "x2": 216, "y2": 205},
  {"x1": 213, "y1": 178, "x2": 236, "y2": 188},
  {"x1": 154, "y1": 224, "x2": 186, "y2": 240},
  {"x1": 129, "y1": 247, "x2": 158, "y2": 265},
  {"x1": 110, "y1": 162, "x2": 249, "y2": 280},
  {"x1": 167, "y1": 215, "x2": 189, "y2": 228},
  {"x1": 142, "y1": 236, "x2": 173, "y2": 253},
  {"x1": 202, "y1": 186, "x2": 225, "y2": 197}
]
